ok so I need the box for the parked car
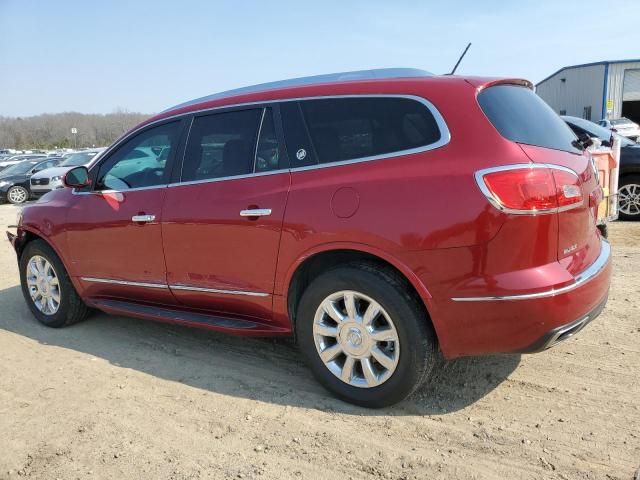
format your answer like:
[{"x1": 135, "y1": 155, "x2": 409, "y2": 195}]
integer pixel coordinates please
[
  {"x1": 7, "y1": 69, "x2": 611, "y2": 407},
  {"x1": 30, "y1": 148, "x2": 105, "y2": 198},
  {"x1": 0, "y1": 158, "x2": 61, "y2": 204},
  {"x1": 563, "y1": 115, "x2": 640, "y2": 220},
  {"x1": 0, "y1": 154, "x2": 48, "y2": 172},
  {"x1": 599, "y1": 117, "x2": 640, "y2": 141}
]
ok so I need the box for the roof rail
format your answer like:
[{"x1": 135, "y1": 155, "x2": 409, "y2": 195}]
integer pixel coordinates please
[{"x1": 165, "y1": 68, "x2": 432, "y2": 112}]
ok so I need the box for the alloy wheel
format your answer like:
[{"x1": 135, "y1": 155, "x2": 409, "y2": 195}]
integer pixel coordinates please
[
  {"x1": 7, "y1": 186, "x2": 28, "y2": 204},
  {"x1": 619, "y1": 183, "x2": 640, "y2": 217},
  {"x1": 26, "y1": 255, "x2": 61, "y2": 315},
  {"x1": 313, "y1": 290, "x2": 400, "y2": 388}
]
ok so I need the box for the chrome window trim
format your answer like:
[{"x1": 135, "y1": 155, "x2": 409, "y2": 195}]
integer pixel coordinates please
[
  {"x1": 167, "y1": 168, "x2": 287, "y2": 188},
  {"x1": 169, "y1": 284, "x2": 270, "y2": 297},
  {"x1": 81, "y1": 277, "x2": 168, "y2": 289},
  {"x1": 73, "y1": 184, "x2": 169, "y2": 195},
  {"x1": 451, "y1": 239, "x2": 610, "y2": 302},
  {"x1": 474, "y1": 163, "x2": 584, "y2": 216},
  {"x1": 86, "y1": 94, "x2": 450, "y2": 191}
]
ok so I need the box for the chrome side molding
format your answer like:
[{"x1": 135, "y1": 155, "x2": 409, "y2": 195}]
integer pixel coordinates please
[
  {"x1": 81, "y1": 277, "x2": 168, "y2": 289},
  {"x1": 80, "y1": 277, "x2": 269, "y2": 297},
  {"x1": 169, "y1": 284, "x2": 270, "y2": 297}
]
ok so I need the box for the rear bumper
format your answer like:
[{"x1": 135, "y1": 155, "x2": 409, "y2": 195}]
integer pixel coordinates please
[
  {"x1": 516, "y1": 293, "x2": 608, "y2": 353},
  {"x1": 431, "y1": 238, "x2": 612, "y2": 358}
]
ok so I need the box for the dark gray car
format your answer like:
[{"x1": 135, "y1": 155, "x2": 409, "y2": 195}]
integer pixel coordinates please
[{"x1": 563, "y1": 115, "x2": 640, "y2": 220}]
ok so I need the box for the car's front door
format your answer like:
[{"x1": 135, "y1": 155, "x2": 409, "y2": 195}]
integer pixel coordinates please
[
  {"x1": 66, "y1": 119, "x2": 185, "y2": 304},
  {"x1": 161, "y1": 106, "x2": 290, "y2": 320}
]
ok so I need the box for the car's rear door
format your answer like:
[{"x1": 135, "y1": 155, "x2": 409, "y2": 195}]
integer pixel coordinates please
[
  {"x1": 65, "y1": 119, "x2": 187, "y2": 304},
  {"x1": 161, "y1": 105, "x2": 290, "y2": 320}
]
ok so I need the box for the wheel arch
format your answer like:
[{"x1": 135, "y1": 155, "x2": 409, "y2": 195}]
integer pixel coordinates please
[
  {"x1": 284, "y1": 245, "x2": 437, "y2": 336},
  {"x1": 14, "y1": 226, "x2": 67, "y2": 268}
]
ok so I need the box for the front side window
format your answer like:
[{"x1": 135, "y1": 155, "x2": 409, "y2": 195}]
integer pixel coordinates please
[
  {"x1": 97, "y1": 122, "x2": 180, "y2": 191},
  {"x1": 299, "y1": 97, "x2": 442, "y2": 164},
  {"x1": 182, "y1": 109, "x2": 262, "y2": 182}
]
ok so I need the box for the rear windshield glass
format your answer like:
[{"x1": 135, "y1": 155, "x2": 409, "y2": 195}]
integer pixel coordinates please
[{"x1": 478, "y1": 85, "x2": 581, "y2": 154}]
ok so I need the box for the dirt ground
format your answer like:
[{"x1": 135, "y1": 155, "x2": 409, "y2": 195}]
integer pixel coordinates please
[{"x1": 0, "y1": 203, "x2": 638, "y2": 480}]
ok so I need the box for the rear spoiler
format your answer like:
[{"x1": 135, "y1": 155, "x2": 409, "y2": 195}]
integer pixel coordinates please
[{"x1": 463, "y1": 77, "x2": 534, "y2": 91}]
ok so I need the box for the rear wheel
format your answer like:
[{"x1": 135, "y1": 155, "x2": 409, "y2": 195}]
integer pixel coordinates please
[
  {"x1": 296, "y1": 263, "x2": 438, "y2": 408},
  {"x1": 7, "y1": 185, "x2": 28, "y2": 204},
  {"x1": 618, "y1": 175, "x2": 640, "y2": 221},
  {"x1": 19, "y1": 240, "x2": 90, "y2": 328}
]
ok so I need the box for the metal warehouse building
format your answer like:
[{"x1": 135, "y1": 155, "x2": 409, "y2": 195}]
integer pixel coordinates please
[{"x1": 536, "y1": 59, "x2": 640, "y2": 123}]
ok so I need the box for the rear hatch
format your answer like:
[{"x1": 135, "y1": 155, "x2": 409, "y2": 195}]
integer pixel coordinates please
[{"x1": 477, "y1": 83, "x2": 602, "y2": 274}]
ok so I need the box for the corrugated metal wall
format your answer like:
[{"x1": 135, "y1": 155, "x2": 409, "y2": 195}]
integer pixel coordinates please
[
  {"x1": 536, "y1": 64, "x2": 605, "y2": 119},
  {"x1": 606, "y1": 61, "x2": 640, "y2": 118}
]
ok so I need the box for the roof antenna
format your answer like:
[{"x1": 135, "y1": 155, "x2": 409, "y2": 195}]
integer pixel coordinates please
[{"x1": 449, "y1": 42, "x2": 472, "y2": 75}]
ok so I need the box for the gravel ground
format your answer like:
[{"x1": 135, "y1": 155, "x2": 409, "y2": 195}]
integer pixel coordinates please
[{"x1": 0, "y1": 202, "x2": 638, "y2": 480}]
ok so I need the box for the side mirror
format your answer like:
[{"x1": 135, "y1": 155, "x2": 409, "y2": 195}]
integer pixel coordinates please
[{"x1": 63, "y1": 166, "x2": 91, "y2": 188}]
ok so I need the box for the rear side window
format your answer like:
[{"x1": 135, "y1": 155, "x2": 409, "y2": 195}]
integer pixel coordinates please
[
  {"x1": 300, "y1": 97, "x2": 441, "y2": 164},
  {"x1": 478, "y1": 85, "x2": 581, "y2": 154},
  {"x1": 182, "y1": 109, "x2": 262, "y2": 182},
  {"x1": 280, "y1": 102, "x2": 317, "y2": 168}
]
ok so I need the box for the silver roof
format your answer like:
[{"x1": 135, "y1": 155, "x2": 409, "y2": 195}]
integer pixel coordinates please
[{"x1": 165, "y1": 68, "x2": 432, "y2": 112}]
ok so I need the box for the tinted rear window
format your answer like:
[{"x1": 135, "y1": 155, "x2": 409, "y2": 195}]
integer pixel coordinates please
[
  {"x1": 299, "y1": 97, "x2": 441, "y2": 165},
  {"x1": 478, "y1": 85, "x2": 581, "y2": 154}
]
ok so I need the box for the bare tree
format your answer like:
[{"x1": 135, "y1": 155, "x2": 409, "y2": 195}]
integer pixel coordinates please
[{"x1": 0, "y1": 111, "x2": 151, "y2": 149}]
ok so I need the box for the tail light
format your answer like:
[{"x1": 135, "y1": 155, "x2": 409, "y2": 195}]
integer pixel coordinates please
[{"x1": 475, "y1": 164, "x2": 583, "y2": 214}]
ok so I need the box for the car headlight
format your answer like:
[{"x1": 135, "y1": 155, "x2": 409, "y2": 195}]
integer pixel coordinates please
[{"x1": 51, "y1": 176, "x2": 62, "y2": 182}]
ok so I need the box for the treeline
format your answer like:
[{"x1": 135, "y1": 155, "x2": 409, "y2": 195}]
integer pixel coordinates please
[{"x1": 0, "y1": 110, "x2": 152, "y2": 150}]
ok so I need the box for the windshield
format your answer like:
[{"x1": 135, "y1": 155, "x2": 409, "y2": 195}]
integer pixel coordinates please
[
  {"x1": 0, "y1": 161, "x2": 40, "y2": 176},
  {"x1": 60, "y1": 151, "x2": 99, "y2": 166},
  {"x1": 563, "y1": 116, "x2": 636, "y2": 147},
  {"x1": 611, "y1": 118, "x2": 634, "y2": 126}
]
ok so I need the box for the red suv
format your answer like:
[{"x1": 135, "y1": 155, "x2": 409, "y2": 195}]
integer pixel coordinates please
[{"x1": 7, "y1": 69, "x2": 611, "y2": 407}]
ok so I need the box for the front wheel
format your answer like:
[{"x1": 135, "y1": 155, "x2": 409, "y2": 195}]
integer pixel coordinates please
[
  {"x1": 296, "y1": 263, "x2": 439, "y2": 408},
  {"x1": 19, "y1": 239, "x2": 90, "y2": 328},
  {"x1": 7, "y1": 185, "x2": 29, "y2": 204}
]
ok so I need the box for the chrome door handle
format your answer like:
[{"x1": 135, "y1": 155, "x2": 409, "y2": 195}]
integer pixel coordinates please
[
  {"x1": 240, "y1": 208, "x2": 272, "y2": 217},
  {"x1": 132, "y1": 214, "x2": 156, "y2": 223}
]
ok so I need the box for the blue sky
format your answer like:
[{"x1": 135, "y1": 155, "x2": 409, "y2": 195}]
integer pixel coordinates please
[{"x1": 1, "y1": 0, "x2": 638, "y2": 117}]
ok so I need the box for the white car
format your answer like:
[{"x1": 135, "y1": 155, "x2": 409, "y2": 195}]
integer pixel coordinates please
[
  {"x1": 30, "y1": 148, "x2": 106, "y2": 197},
  {"x1": 599, "y1": 117, "x2": 640, "y2": 141}
]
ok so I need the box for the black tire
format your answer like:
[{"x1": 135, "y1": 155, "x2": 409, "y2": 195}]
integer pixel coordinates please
[
  {"x1": 19, "y1": 239, "x2": 90, "y2": 328},
  {"x1": 618, "y1": 174, "x2": 640, "y2": 221},
  {"x1": 7, "y1": 185, "x2": 29, "y2": 204},
  {"x1": 296, "y1": 263, "x2": 439, "y2": 408}
]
